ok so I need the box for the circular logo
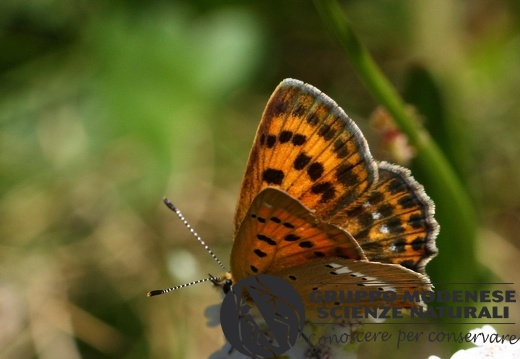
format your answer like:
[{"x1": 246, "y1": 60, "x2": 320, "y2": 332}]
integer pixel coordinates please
[{"x1": 220, "y1": 274, "x2": 305, "y2": 358}]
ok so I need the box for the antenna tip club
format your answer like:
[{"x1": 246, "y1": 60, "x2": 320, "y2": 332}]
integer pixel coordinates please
[
  {"x1": 162, "y1": 197, "x2": 177, "y2": 211},
  {"x1": 147, "y1": 290, "x2": 164, "y2": 297}
]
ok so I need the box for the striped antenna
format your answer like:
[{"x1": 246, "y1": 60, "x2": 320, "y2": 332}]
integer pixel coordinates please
[
  {"x1": 147, "y1": 275, "x2": 222, "y2": 297},
  {"x1": 162, "y1": 197, "x2": 228, "y2": 272},
  {"x1": 147, "y1": 198, "x2": 228, "y2": 297}
]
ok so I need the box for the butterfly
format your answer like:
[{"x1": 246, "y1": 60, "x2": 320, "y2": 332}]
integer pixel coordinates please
[
  {"x1": 150, "y1": 78, "x2": 439, "y2": 323},
  {"x1": 218, "y1": 78, "x2": 438, "y2": 320}
]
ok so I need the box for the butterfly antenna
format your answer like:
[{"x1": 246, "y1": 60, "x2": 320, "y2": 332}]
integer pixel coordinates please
[
  {"x1": 162, "y1": 197, "x2": 228, "y2": 272},
  {"x1": 147, "y1": 275, "x2": 223, "y2": 297}
]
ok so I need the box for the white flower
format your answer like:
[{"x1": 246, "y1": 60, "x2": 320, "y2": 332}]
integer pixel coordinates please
[
  {"x1": 205, "y1": 301, "x2": 359, "y2": 358},
  {"x1": 208, "y1": 342, "x2": 250, "y2": 359},
  {"x1": 428, "y1": 325, "x2": 520, "y2": 359}
]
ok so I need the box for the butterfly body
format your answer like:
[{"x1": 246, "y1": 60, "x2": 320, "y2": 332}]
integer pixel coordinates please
[{"x1": 221, "y1": 79, "x2": 438, "y2": 320}]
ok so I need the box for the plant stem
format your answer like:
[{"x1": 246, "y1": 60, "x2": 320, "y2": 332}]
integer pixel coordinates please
[{"x1": 313, "y1": 0, "x2": 478, "y2": 282}]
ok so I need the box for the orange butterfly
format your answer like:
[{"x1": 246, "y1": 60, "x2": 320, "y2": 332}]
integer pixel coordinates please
[
  {"x1": 152, "y1": 79, "x2": 438, "y2": 321},
  {"x1": 224, "y1": 79, "x2": 437, "y2": 318}
]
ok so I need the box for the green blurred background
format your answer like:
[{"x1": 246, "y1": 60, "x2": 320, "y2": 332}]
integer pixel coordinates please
[{"x1": 1, "y1": 1, "x2": 519, "y2": 358}]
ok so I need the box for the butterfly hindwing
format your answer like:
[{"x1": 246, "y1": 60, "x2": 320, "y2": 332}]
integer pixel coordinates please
[
  {"x1": 231, "y1": 187, "x2": 366, "y2": 283},
  {"x1": 234, "y1": 79, "x2": 379, "y2": 234},
  {"x1": 273, "y1": 257, "x2": 432, "y2": 322},
  {"x1": 331, "y1": 161, "x2": 439, "y2": 273}
]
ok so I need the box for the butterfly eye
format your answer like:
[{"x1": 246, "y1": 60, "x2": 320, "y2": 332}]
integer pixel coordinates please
[{"x1": 222, "y1": 279, "x2": 233, "y2": 294}]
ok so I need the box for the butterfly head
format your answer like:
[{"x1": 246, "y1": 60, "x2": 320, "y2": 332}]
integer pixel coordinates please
[{"x1": 211, "y1": 272, "x2": 234, "y2": 294}]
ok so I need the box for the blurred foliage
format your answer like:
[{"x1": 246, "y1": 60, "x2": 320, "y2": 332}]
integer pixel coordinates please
[{"x1": 1, "y1": 1, "x2": 519, "y2": 359}]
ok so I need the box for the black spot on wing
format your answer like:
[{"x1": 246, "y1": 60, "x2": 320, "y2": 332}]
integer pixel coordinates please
[
  {"x1": 392, "y1": 238, "x2": 406, "y2": 253},
  {"x1": 408, "y1": 213, "x2": 425, "y2": 229},
  {"x1": 292, "y1": 134, "x2": 306, "y2": 145},
  {"x1": 387, "y1": 178, "x2": 406, "y2": 194},
  {"x1": 387, "y1": 218, "x2": 405, "y2": 234},
  {"x1": 398, "y1": 195, "x2": 420, "y2": 209},
  {"x1": 333, "y1": 137, "x2": 349, "y2": 158},
  {"x1": 335, "y1": 163, "x2": 360, "y2": 187},
  {"x1": 369, "y1": 191, "x2": 385, "y2": 205},
  {"x1": 306, "y1": 114, "x2": 319, "y2": 125},
  {"x1": 357, "y1": 212, "x2": 374, "y2": 228},
  {"x1": 257, "y1": 234, "x2": 276, "y2": 246},
  {"x1": 294, "y1": 153, "x2": 311, "y2": 170},
  {"x1": 265, "y1": 91, "x2": 289, "y2": 118},
  {"x1": 307, "y1": 162, "x2": 324, "y2": 181},
  {"x1": 266, "y1": 135, "x2": 276, "y2": 148},
  {"x1": 284, "y1": 234, "x2": 301, "y2": 242},
  {"x1": 299, "y1": 241, "x2": 314, "y2": 248},
  {"x1": 411, "y1": 236, "x2": 426, "y2": 251},
  {"x1": 279, "y1": 131, "x2": 293, "y2": 143},
  {"x1": 254, "y1": 249, "x2": 267, "y2": 258},
  {"x1": 262, "y1": 169, "x2": 284, "y2": 185},
  {"x1": 292, "y1": 103, "x2": 306, "y2": 117},
  {"x1": 378, "y1": 204, "x2": 394, "y2": 217},
  {"x1": 318, "y1": 124, "x2": 337, "y2": 141},
  {"x1": 311, "y1": 182, "x2": 335, "y2": 202}
]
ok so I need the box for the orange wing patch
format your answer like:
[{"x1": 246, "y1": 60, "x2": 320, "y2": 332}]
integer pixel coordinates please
[
  {"x1": 231, "y1": 187, "x2": 366, "y2": 283},
  {"x1": 234, "y1": 79, "x2": 378, "y2": 234}
]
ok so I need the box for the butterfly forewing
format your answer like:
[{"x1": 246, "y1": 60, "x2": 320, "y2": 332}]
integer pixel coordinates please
[
  {"x1": 231, "y1": 187, "x2": 366, "y2": 283},
  {"x1": 234, "y1": 79, "x2": 379, "y2": 234}
]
